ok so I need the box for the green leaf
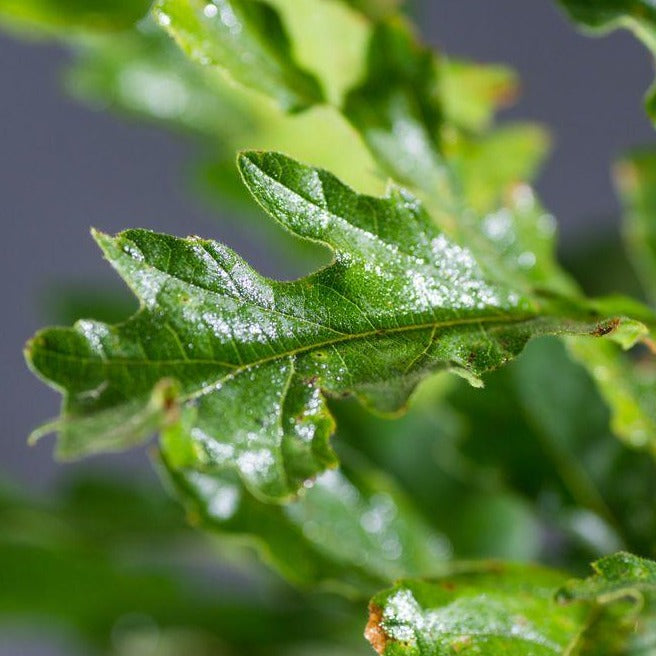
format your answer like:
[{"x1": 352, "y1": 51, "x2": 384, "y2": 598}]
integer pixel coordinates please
[
  {"x1": 366, "y1": 562, "x2": 585, "y2": 655},
  {"x1": 567, "y1": 337, "x2": 656, "y2": 454},
  {"x1": 439, "y1": 58, "x2": 519, "y2": 133},
  {"x1": 0, "y1": 0, "x2": 151, "y2": 33},
  {"x1": 556, "y1": 0, "x2": 656, "y2": 123},
  {"x1": 266, "y1": 0, "x2": 371, "y2": 106},
  {"x1": 160, "y1": 444, "x2": 450, "y2": 591},
  {"x1": 557, "y1": 552, "x2": 656, "y2": 654},
  {"x1": 340, "y1": 0, "x2": 403, "y2": 21},
  {"x1": 616, "y1": 149, "x2": 656, "y2": 305},
  {"x1": 343, "y1": 19, "x2": 449, "y2": 196},
  {"x1": 449, "y1": 124, "x2": 550, "y2": 215},
  {"x1": 25, "y1": 152, "x2": 647, "y2": 501},
  {"x1": 367, "y1": 553, "x2": 656, "y2": 655},
  {"x1": 152, "y1": 0, "x2": 324, "y2": 112}
]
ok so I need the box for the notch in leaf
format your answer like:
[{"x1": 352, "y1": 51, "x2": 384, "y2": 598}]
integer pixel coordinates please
[{"x1": 25, "y1": 151, "x2": 648, "y2": 501}]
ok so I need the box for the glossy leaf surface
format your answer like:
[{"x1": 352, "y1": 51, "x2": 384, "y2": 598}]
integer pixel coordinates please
[{"x1": 558, "y1": 552, "x2": 656, "y2": 654}]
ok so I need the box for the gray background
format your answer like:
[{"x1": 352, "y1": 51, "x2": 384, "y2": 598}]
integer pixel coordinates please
[{"x1": 0, "y1": 0, "x2": 655, "y2": 651}]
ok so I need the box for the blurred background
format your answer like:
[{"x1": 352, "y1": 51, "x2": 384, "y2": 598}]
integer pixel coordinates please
[{"x1": 1, "y1": 1, "x2": 655, "y2": 654}]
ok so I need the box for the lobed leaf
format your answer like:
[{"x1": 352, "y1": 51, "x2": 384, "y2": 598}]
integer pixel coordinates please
[
  {"x1": 26, "y1": 152, "x2": 647, "y2": 502},
  {"x1": 161, "y1": 445, "x2": 450, "y2": 591}
]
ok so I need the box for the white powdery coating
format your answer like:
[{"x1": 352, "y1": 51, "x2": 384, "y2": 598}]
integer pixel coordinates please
[
  {"x1": 237, "y1": 449, "x2": 275, "y2": 481},
  {"x1": 382, "y1": 589, "x2": 561, "y2": 652},
  {"x1": 188, "y1": 472, "x2": 241, "y2": 520},
  {"x1": 76, "y1": 321, "x2": 110, "y2": 355},
  {"x1": 191, "y1": 427, "x2": 235, "y2": 464},
  {"x1": 382, "y1": 589, "x2": 423, "y2": 643}
]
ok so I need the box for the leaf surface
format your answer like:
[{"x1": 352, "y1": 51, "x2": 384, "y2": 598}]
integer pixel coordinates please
[
  {"x1": 367, "y1": 553, "x2": 656, "y2": 655},
  {"x1": 0, "y1": 0, "x2": 150, "y2": 32},
  {"x1": 26, "y1": 152, "x2": 646, "y2": 500},
  {"x1": 161, "y1": 444, "x2": 450, "y2": 591},
  {"x1": 558, "y1": 552, "x2": 656, "y2": 654},
  {"x1": 616, "y1": 148, "x2": 656, "y2": 304}
]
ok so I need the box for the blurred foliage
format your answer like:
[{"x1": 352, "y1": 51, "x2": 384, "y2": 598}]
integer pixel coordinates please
[{"x1": 4, "y1": 0, "x2": 656, "y2": 654}]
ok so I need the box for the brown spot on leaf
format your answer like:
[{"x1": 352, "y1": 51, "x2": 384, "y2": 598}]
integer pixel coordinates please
[
  {"x1": 442, "y1": 581, "x2": 457, "y2": 591},
  {"x1": 365, "y1": 603, "x2": 389, "y2": 655},
  {"x1": 592, "y1": 318, "x2": 620, "y2": 337}
]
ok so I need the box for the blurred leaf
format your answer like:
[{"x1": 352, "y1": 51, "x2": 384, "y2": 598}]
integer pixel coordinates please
[
  {"x1": 567, "y1": 338, "x2": 656, "y2": 454},
  {"x1": 556, "y1": 0, "x2": 656, "y2": 123},
  {"x1": 161, "y1": 443, "x2": 450, "y2": 593},
  {"x1": 449, "y1": 124, "x2": 550, "y2": 215},
  {"x1": 340, "y1": 0, "x2": 403, "y2": 21},
  {"x1": 152, "y1": 0, "x2": 324, "y2": 112},
  {"x1": 343, "y1": 19, "x2": 449, "y2": 196},
  {"x1": 615, "y1": 148, "x2": 656, "y2": 304},
  {"x1": 267, "y1": 0, "x2": 371, "y2": 106},
  {"x1": 557, "y1": 551, "x2": 656, "y2": 654},
  {"x1": 439, "y1": 58, "x2": 518, "y2": 133},
  {"x1": 1, "y1": 475, "x2": 357, "y2": 654}
]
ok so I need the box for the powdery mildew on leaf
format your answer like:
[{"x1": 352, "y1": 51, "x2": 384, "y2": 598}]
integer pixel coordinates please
[{"x1": 26, "y1": 152, "x2": 641, "y2": 501}]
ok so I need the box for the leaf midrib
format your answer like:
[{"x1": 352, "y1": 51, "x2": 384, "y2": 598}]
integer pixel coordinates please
[{"x1": 37, "y1": 311, "x2": 537, "y2": 399}]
